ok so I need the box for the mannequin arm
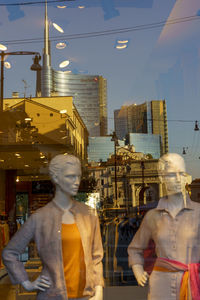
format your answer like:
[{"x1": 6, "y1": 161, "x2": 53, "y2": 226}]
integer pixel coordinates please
[
  {"x1": 132, "y1": 264, "x2": 149, "y2": 287},
  {"x1": 90, "y1": 285, "x2": 103, "y2": 300},
  {"x1": 21, "y1": 275, "x2": 51, "y2": 292}
]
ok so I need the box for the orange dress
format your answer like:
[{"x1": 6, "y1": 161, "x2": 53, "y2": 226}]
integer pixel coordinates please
[{"x1": 61, "y1": 223, "x2": 86, "y2": 298}]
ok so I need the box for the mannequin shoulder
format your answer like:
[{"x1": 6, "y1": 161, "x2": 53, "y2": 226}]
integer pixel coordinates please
[
  {"x1": 75, "y1": 201, "x2": 97, "y2": 216},
  {"x1": 141, "y1": 209, "x2": 160, "y2": 227}
]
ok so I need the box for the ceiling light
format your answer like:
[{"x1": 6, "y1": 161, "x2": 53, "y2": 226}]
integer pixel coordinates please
[
  {"x1": 0, "y1": 159, "x2": 4, "y2": 162},
  {"x1": 52, "y1": 23, "x2": 64, "y2": 33},
  {"x1": 117, "y1": 40, "x2": 129, "y2": 44},
  {"x1": 60, "y1": 109, "x2": 67, "y2": 114},
  {"x1": 25, "y1": 117, "x2": 32, "y2": 121},
  {"x1": 0, "y1": 44, "x2": 7, "y2": 51},
  {"x1": 4, "y1": 61, "x2": 11, "y2": 69},
  {"x1": 116, "y1": 44, "x2": 127, "y2": 50},
  {"x1": 25, "y1": 164, "x2": 29, "y2": 167},
  {"x1": 78, "y1": 6, "x2": 85, "y2": 9},
  {"x1": 59, "y1": 60, "x2": 70, "y2": 68},
  {"x1": 57, "y1": 5, "x2": 67, "y2": 8},
  {"x1": 56, "y1": 42, "x2": 67, "y2": 49},
  {"x1": 15, "y1": 153, "x2": 21, "y2": 157}
]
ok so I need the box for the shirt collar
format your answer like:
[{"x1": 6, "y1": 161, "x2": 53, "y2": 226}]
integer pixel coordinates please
[
  {"x1": 156, "y1": 194, "x2": 194, "y2": 212},
  {"x1": 51, "y1": 198, "x2": 79, "y2": 213}
]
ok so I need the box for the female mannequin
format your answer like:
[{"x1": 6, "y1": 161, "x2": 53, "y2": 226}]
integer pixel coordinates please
[
  {"x1": 2, "y1": 154, "x2": 104, "y2": 300},
  {"x1": 128, "y1": 153, "x2": 200, "y2": 300}
]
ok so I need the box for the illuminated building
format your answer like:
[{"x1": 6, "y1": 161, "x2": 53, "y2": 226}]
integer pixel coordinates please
[{"x1": 114, "y1": 100, "x2": 168, "y2": 155}]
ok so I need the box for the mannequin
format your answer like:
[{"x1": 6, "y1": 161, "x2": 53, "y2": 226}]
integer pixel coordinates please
[
  {"x1": 128, "y1": 153, "x2": 200, "y2": 300},
  {"x1": 2, "y1": 154, "x2": 104, "y2": 300}
]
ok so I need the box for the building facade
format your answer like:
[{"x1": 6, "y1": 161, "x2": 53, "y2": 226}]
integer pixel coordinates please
[
  {"x1": 52, "y1": 72, "x2": 107, "y2": 137},
  {"x1": 127, "y1": 133, "x2": 161, "y2": 159},
  {"x1": 114, "y1": 100, "x2": 168, "y2": 155},
  {"x1": 87, "y1": 136, "x2": 125, "y2": 163}
]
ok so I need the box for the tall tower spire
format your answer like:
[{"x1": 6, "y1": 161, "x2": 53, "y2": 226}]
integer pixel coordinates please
[
  {"x1": 44, "y1": 0, "x2": 49, "y2": 57},
  {"x1": 41, "y1": 0, "x2": 52, "y2": 97}
]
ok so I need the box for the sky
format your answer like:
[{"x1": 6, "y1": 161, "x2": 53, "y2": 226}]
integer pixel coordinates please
[{"x1": 0, "y1": 0, "x2": 200, "y2": 178}]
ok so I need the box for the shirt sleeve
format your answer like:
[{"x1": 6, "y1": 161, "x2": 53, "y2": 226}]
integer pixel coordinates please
[
  {"x1": 128, "y1": 212, "x2": 152, "y2": 267},
  {"x1": 2, "y1": 214, "x2": 36, "y2": 285},
  {"x1": 92, "y1": 214, "x2": 104, "y2": 287}
]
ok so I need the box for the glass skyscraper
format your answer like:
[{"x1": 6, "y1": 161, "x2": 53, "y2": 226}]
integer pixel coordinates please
[{"x1": 114, "y1": 100, "x2": 168, "y2": 155}]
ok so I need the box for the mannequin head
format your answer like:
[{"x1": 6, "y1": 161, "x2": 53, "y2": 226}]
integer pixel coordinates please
[
  {"x1": 158, "y1": 153, "x2": 186, "y2": 196},
  {"x1": 49, "y1": 154, "x2": 82, "y2": 196}
]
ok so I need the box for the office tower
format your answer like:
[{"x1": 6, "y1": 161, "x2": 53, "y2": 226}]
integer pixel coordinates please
[
  {"x1": 88, "y1": 137, "x2": 124, "y2": 163},
  {"x1": 114, "y1": 100, "x2": 168, "y2": 155},
  {"x1": 40, "y1": 0, "x2": 107, "y2": 137},
  {"x1": 52, "y1": 73, "x2": 107, "y2": 136},
  {"x1": 127, "y1": 133, "x2": 161, "y2": 159}
]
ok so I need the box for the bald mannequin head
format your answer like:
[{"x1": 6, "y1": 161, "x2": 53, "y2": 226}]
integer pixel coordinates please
[{"x1": 158, "y1": 153, "x2": 187, "y2": 196}]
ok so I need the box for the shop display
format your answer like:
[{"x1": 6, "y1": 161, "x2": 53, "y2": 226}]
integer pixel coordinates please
[
  {"x1": 128, "y1": 153, "x2": 200, "y2": 300},
  {"x1": 2, "y1": 154, "x2": 104, "y2": 300}
]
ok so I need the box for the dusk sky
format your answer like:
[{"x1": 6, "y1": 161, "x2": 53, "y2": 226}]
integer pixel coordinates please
[{"x1": 1, "y1": 0, "x2": 200, "y2": 178}]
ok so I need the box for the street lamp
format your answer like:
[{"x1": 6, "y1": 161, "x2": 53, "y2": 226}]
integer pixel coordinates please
[
  {"x1": 0, "y1": 50, "x2": 41, "y2": 112},
  {"x1": 111, "y1": 131, "x2": 119, "y2": 205}
]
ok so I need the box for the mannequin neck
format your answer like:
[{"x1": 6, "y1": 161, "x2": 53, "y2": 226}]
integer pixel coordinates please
[
  {"x1": 53, "y1": 187, "x2": 73, "y2": 210},
  {"x1": 165, "y1": 193, "x2": 184, "y2": 217}
]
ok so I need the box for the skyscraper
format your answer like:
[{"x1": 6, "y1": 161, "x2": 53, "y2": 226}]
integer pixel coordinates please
[
  {"x1": 40, "y1": 0, "x2": 107, "y2": 137},
  {"x1": 114, "y1": 100, "x2": 168, "y2": 155}
]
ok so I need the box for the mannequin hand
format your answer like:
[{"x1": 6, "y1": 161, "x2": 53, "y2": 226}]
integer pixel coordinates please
[
  {"x1": 21, "y1": 275, "x2": 51, "y2": 292},
  {"x1": 132, "y1": 264, "x2": 149, "y2": 287},
  {"x1": 90, "y1": 285, "x2": 103, "y2": 300}
]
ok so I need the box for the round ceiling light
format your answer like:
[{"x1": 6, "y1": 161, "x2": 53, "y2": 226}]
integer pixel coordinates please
[
  {"x1": 56, "y1": 42, "x2": 67, "y2": 49},
  {"x1": 4, "y1": 61, "x2": 11, "y2": 69},
  {"x1": 59, "y1": 60, "x2": 70, "y2": 68}
]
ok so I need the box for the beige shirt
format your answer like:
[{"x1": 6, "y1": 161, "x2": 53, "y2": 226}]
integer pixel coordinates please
[{"x1": 128, "y1": 195, "x2": 200, "y2": 300}]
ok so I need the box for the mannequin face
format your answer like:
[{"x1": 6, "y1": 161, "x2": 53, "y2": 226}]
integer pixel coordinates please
[
  {"x1": 159, "y1": 154, "x2": 186, "y2": 196},
  {"x1": 55, "y1": 162, "x2": 82, "y2": 196}
]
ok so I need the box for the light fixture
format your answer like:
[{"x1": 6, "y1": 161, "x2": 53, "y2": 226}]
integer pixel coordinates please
[
  {"x1": 30, "y1": 55, "x2": 42, "y2": 71},
  {"x1": 25, "y1": 117, "x2": 32, "y2": 121},
  {"x1": 0, "y1": 159, "x2": 4, "y2": 162},
  {"x1": 59, "y1": 60, "x2": 70, "y2": 68},
  {"x1": 16, "y1": 176, "x2": 20, "y2": 182},
  {"x1": 117, "y1": 40, "x2": 129, "y2": 44},
  {"x1": 56, "y1": 42, "x2": 67, "y2": 49},
  {"x1": 194, "y1": 120, "x2": 199, "y2": 131},
  {"x1": 52, "y1": 23, "x2": 64, "y2": 33},
  {"x1": 15, "y1": 153, "x2": 21, "y2": 157},
  {"x1": 78, "y1": 6, "x2": 85, "y2": 9},
  {"x1": 40, "y1": 155, "x2": 45, "y2": 159},
  {"x1": 116, "y1": 44, "x2": 127, "y2": 50},
  {"x1": 0, "y1": 44, "x2": 7, "y2": 51},
  {"x1": 182, "y1": 147, "x2": 188, "y2": 155},
  {"x1": 57, "y1": 5, "x2": 67, "y2": 8},
  {"x1": 60, "y1": 109, "x2": 67, "y2": 114},
  {"x1": 4, "y1": 61, "x2": 11, "y2": 69},
  {"x1": 25, "y1": 164, "x2": 29, "y2": 167}
]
